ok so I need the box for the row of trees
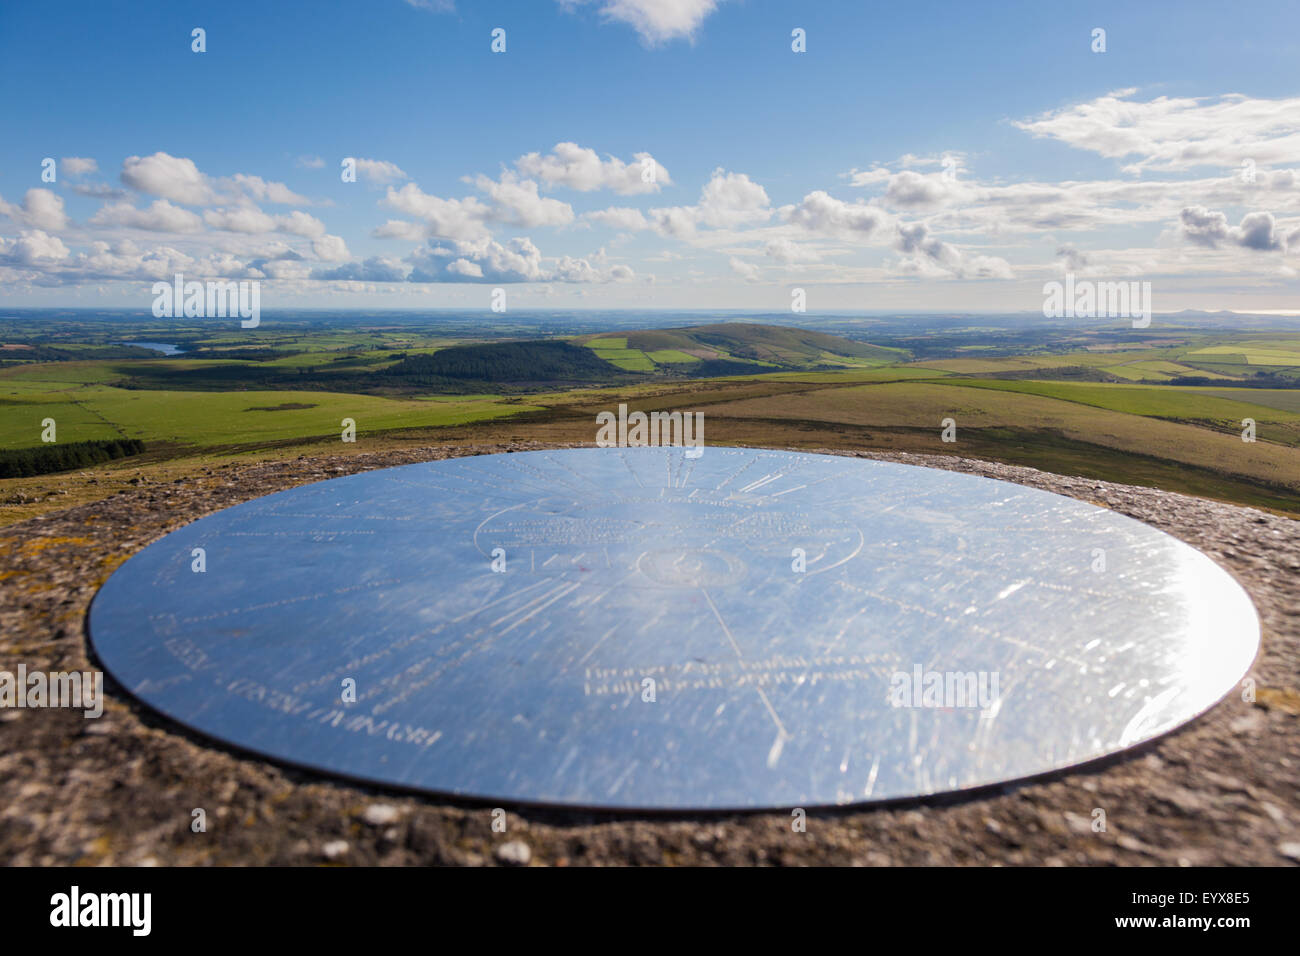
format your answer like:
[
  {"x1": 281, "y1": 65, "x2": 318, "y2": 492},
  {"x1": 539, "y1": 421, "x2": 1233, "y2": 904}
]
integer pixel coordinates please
[{"x1": 0, "y1": 438, "x2": 146, "y2": 478}]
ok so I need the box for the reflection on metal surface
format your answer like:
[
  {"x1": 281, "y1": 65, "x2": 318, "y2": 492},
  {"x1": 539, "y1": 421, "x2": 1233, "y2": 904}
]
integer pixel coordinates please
[{"x1": 88, "y1": 447, "x2": 1260, "y2": 809}]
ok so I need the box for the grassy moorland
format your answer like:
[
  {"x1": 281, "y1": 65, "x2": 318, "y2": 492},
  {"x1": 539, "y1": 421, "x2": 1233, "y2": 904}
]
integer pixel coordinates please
[{"x1": 1, "y1": 315, "x2": 1298, "y2": 524}]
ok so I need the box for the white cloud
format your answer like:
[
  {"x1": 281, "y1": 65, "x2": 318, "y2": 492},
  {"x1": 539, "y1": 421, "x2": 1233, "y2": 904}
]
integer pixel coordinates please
[
  {"x1": 120, "y1": 153, "x2": 313, "y2": 209},
  {"x1": 312, "y1": 235, "x2": 351, "y2": 261},
  {"x1": 785, "y1": 190, "x2": 888, "y2": 239},
  {"x1": 203, "y1": 206, "x2": 278, "y2": 234},
  {"x1": 764, "y1": 237, "x2": 820, "y2": 263},
  {"x1": 585, "y1": 206, "x2": 651, "y2": 231},
  {"x1": 121, "y1": 152, "x2": 216, "y2": 205},
  {"x1": 0, "y1": 230, "x2": 70, "y2": 265},
  {"x1": 0, "y1": 189, "x2": 69, "y2": 232},
  {"x1": 646, "y1": 205, "x2": 700, "y2": 238},
  {"x1": 845, "y1": 167, "x2": 893, "y2": 187},
  {"x1": 71, "y1": 183, "x2": 128, "y2": 200},
  {"x1": 354, "y1": 158, "x2": 408, "y2": 184},
  {"x1": 276, "y1": 210, "x2": 328, "y2": 237},
  {"x1": 1236, "y1": 211, "x2": 1284, "y2": 251},
  {"x1": 231, "y1": 174, "x2": 311, "y2": 205},
  {"x1": 446, "y1": 258, "x2": 483, "y2": 278},
  {"x1": 471, "y1": 173, "x2": 575, "y2": 228},
  {"x1": 379, "y1": 173, "x2": 573, "y2": 239},
  {"x1": 91, "y1": 199, "x2": 204, "y2": 233},
  {"x1": 1179, "y1": 205, "x2": 1231, "y2": 247},
  {"x1": 394, "y1": 236, "x2": 634, "y2": 284},
  {"x1": 895, "y1": 222, "x2": 1013, "y2": 280},
  {"x1": 514, "y1": 142, "x2": 671, "y2": 194},
  {"x1": 696, "y1": 169, "x2": 770, "y2": 227},
  {"x1": 60, "y1": 157, "x2": 98, "y2": 177},
  {"x1": 884, "y1": 170, "x2": 966, "y2": 208},
  {"x1": 559, "y1": 0, "x2": 722, "y2": 45},
  {"x1": 583, "y1": 168, "x2": 769, "y2": 239},
  {"x1": 1179, "y1": 206, "x2": 1287, "y2": 251},
  {"x1": 1015, "y1": 91, "x2": 1300, "y2": 175},
  {"x1": 316, "y1": 256, "x2": 409, "y2": 283},
  {"x1": 728, "y1": 256, "x2": 760, "y2": 281},
  {"x1": 372, "y1": 219, "x2": 428, "y2": 240},
  {"x1": 411, "y1": 237, "x2": 546, "y2": 283},
  {"x1": 381, "y1": 184, "x2": 492, "y2": 240}
]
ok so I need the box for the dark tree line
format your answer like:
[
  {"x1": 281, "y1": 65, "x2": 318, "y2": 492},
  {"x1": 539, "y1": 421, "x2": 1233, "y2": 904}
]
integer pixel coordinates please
[
  {"x1": 0, "y1": 438, "x2": 146, "y2": 478},
  {"x1": 380, "y1": 341, "x2": 620, "y2": 383}
]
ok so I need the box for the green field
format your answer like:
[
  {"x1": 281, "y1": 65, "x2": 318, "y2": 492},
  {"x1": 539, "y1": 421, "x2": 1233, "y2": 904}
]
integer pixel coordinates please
[
  {"x1": 3, "y1": 317, "x2": 1300, "y2": 522},
  {"x1": 0, "y1": 385, "x2": 538, "y2": 451}
]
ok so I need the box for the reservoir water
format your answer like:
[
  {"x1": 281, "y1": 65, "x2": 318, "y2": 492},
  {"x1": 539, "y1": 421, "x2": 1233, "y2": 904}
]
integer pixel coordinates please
[{"x1": 124, "y1": 342, "x2": 183, "y2": 356}]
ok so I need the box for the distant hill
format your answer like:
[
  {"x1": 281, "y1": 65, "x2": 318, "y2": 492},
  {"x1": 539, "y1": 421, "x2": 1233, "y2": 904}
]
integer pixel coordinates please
[
  {"x1": 576, "y1": 322, "x2": 906, "y2": 372},
  {"x1": 381, "y1": 339, "x2": 622, "y2": 386}
]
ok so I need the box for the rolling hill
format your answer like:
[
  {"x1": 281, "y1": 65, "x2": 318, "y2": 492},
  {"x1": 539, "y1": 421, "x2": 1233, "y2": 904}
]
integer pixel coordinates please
[{"x1": 577, "y1": 322, "x2": 906, "y2": 372}]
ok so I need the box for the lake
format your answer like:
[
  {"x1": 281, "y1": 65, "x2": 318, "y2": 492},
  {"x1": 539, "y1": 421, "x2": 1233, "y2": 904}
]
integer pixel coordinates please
[{"x1": 124, "y1": 342, "x2": 184, "y2": 356}]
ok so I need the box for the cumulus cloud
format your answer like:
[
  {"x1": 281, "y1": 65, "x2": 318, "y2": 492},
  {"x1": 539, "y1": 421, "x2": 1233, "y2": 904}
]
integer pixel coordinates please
[
  {"x1": 70, "y1": 183, "x2": 128, "y2": 200},
  {"x1": 372, "y1": 219, "x2": 428, "y2": 241},
  {"x1": 883, "y1": 170, "x2": 965, "y2": 208},
  {"x1": 848, "y1": 153, "x2": 966, "y2": 187},
  {"x1": 1015, "y1": 91, "x2": 1300, "y2": 175},
  {"x1": 231, "y1": 174, "x2": 311, "y2": 205},
  {"x1": 378, "y1": 173, "x2": 573, "y2": 239},
  {"x1": 1179, "y1": 206, "x2": 1287, "y2": 251},
  {"x1": 785, "y1": 190, "x2": 887, "y2": 238},
  {"x1": 728, "y1": 256, "x2": 760, "y2": 281},
  {"x1": 410, "y1": 237, "x2": 545, "y2": 283},
  {"x1": 121, "y1": 153, "x2": 216, "y2": 205},
  {"x1": 60, "y1": 157, "x2": 98, "y2": 177},
  {"x1": 695, "y1": 169, "x2": 770, "y2": 227},
  {"x1": 276, "y1": 210, "x2": 328, "y2": 238},
  {"x1": 1236, "y1": 211, "x2": 1284, "y2": 251},
  {"x1": 845, "y1": 167, "x2": 894, "y2": 187},
  {"x1": 584, "y1": 206, "x2": 650, "y2": 231},
  {"x1": 119, "y1": 153, "x2": 314, "y2": 209},
  {"x1": 0, "y1": 230, "x2": 70, "y2": 265},
  {"x1": 91, "y1": 199, "x2": 204, "y2": 233},
  {"x1": 894, "y1": 222, "x2": 1013, "y2": 279},
  {"x1": 354, "y1": 158, "x2": 408, "y2": 184},
  {"x1": 316, "y1": 256, "x2": 409, "y2": 282},
  {"x1": 319, "y1": 237, "x2": 634, "y2": 285},
  {"x1": 203, "y1": 206, "x2": 278, "y2": 234},
  {"x1": 201, "y1": 205, "x2": 332, "y2": 238},
  {"x1": 558, "y1": 0, "x2": 722, "y2": 44},
  {"x1": 514, "y1": 142, "x2": 671, "y2": 194},
  {"x1": 380, "y1": 184, "x2": 492, "y2": 241},
  {"x1": 0, "y1": 189, "x2": 69, "y2": 232},
  {"x1": 312, "y1": 235, "x2": 351, "y2": 261},
  {"x1": 470, "y1": 173, "x2": 575, "y2": 228},
  {"x1": 764, "y1": 238, "x2": 820, "y2": 264},
  {"x1": 584, "y1": 168, "x2": 768, "y2": 238},
  {"x1": 1056, "y1": 245, "x2": 1091, "y2": 273},
  {"x1": 645, "y1": 205, "x2": 700, "y2": 238}
]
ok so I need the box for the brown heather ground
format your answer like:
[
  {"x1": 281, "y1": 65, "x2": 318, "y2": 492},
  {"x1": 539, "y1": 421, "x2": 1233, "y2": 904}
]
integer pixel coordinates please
[{"x1": 1, "y1": 438, "x2": 1297, "y2": 866}]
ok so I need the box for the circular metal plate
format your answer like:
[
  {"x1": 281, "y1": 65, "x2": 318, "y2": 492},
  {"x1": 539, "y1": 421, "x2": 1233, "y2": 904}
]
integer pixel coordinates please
[{"x1": 88, "y1": 448, "x2": 1260, "y2": 809}]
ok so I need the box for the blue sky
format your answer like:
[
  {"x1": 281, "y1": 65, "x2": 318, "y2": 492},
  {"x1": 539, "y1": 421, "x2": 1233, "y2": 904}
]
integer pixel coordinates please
[{"x1": 2, "y1": 0, "x2": 1299, "y2": 311}]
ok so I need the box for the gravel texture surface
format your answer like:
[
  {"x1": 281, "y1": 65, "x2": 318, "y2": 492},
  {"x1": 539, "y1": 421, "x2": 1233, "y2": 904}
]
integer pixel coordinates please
[{"x1": 1, "y1": 443, "x2": 1297, "y2": 866}]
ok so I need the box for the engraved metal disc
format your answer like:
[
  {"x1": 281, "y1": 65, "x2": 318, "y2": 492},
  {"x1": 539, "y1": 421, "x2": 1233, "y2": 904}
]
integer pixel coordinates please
[{"x1": 87, "y1": 448, "x2": 1260, "y2": 809}]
